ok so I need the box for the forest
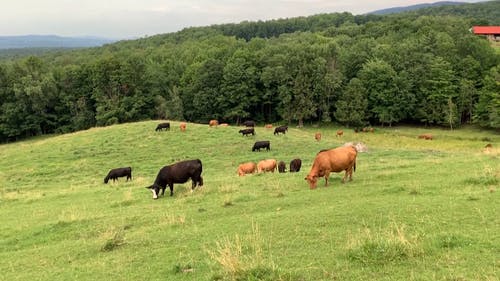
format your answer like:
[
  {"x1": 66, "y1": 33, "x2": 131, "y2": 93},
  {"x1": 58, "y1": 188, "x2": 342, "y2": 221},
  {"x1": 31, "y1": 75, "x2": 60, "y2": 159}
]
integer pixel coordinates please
[{"x1": 0, "y1": 1, "x2": 499, "y2": 142}]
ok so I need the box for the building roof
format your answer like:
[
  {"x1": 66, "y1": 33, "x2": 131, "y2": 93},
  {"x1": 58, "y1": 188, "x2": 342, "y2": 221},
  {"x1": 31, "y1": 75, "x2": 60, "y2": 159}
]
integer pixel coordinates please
[{"x1": 472, "y1": 26, "x2": 500, "y2": 35}]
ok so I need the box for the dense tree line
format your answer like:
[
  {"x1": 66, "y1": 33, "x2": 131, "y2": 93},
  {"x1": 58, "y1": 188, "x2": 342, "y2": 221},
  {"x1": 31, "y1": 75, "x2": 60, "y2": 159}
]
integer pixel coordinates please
[{"x1": 0, "y1": 2, "x2": 499, "y2": 142}]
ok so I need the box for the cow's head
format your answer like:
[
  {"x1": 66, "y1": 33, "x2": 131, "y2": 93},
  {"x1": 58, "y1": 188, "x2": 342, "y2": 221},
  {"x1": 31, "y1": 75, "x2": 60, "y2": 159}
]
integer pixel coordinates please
[
  {"x1": 304, "y1": 175, "x2": 318, "y2": 189},
  {"x1": 145, "y1": 184, "x2": 160, "y2": 199}
]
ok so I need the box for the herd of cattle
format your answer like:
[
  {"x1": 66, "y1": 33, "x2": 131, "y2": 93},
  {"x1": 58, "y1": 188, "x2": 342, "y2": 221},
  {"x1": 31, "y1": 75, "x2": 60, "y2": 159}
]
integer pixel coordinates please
[{"x1": 105, "y1": 121, "x2": 438, "y2": 199}]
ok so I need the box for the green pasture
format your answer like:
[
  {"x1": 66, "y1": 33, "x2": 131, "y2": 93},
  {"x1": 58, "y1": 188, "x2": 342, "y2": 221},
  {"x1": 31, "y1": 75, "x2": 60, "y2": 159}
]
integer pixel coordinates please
[{"x1": 0, "y1": 121, "x2": 498, "y2": 280}]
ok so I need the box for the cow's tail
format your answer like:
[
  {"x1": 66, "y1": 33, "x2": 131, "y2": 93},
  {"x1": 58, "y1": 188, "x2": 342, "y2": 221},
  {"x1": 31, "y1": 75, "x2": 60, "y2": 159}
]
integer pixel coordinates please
[{"x1": 353, "y1": 160, "x2": 356, "y2": 172}]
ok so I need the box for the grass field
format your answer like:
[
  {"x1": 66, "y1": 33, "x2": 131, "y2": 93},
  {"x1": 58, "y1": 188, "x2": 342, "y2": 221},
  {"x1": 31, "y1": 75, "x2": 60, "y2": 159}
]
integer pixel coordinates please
[{"x1": 0, "y1": 121, "x2": 498, "y2": 281}]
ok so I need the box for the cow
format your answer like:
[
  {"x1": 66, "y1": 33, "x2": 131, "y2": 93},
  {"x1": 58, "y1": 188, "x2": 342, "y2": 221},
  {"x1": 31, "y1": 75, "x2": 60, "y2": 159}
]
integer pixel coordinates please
[
  {"x1": 237, "y1": 162, "x2": 257, "y2": 176},
  {"x1": 336, "y1": 130, "x2": 343, "y2": 137},
  {"x1": 257, "y1": 159, "x2": 277, "y2": 173},
  {"x1": 265, "y1": 124, "x2": 273, "y2": 129},
  {"x1": 239, "y1": 128, "x2": 255, "y2": 136},
  {"x1": 418, "y1": 133, "x2": 433, "y2": 140},
  {"x1": 274, "y1": 126, "x2": 288, "y2": 135},
  {"x1": 104, "y1": 167, "x2": 132, "y2": 184},
  {"x1": 278, "y1": 161, "x2": 286, "y2": 173},
  {"x1": 289, "y1": 159, "x2": 302, "y2": 173},
  {"x1": 145, "y1": 159, "x2": 203, "y2": 199},
  {"x1": 155, "y1": 122, "x2": 170, "y2": 131},
  {"x1": 209, "y1": 120, "x2": 219, "y2": 127},
  {"x1": 305, "y1": 146, "x2": 357, "y2": 189},
  {"x1": 180, "y1": 122, "x2": 186, "y2": 132},
  {"x1": 252, "y1": 141, "x2": 270, "y2": 152},
  {"x1": 220, "y1": 123, "x2": 229, "y2": 127},
  {"x1": 315, "y1": 132, "x2": 322, "y2": 141},
  {"x1": 242, "y1": 120, "x2": 255, "y2": 127}
]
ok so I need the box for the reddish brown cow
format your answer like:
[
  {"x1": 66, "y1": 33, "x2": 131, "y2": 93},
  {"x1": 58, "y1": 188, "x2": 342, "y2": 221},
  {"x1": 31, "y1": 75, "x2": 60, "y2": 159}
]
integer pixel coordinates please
[
  {"x1": 315, "y1": 132, "x2": 321, "y2": 141},
  {"x1": 237, "y1": 162, "x2": 257, "y2": 176},
  {"x1": 180, "y1": 122, "x2": 186, "y2": 132},
  {"x1": 336, "y1": 130, "x2": 343, "y2": 137},
  {"x1": 209, "y1": 120, "x2": 219, "y2": 127},
  {"x1": 305, "y1": 146, "x2": 357, "y2": 189},
  {"x1": 418, "y1": 133, "x2": 433, "y2": 140},
  {"x1": 265, "y1": 124, "x2": 273, "y2": 129},
  {"x1": 257, "y1": 159, "x2": 277, "y2": 173}
]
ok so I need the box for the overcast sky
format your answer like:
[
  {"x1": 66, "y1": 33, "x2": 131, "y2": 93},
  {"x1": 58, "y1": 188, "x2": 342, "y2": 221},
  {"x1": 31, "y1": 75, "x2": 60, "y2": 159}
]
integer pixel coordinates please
[{"x1": 0, "y1": 0, "x2": 486, "y2": 39}]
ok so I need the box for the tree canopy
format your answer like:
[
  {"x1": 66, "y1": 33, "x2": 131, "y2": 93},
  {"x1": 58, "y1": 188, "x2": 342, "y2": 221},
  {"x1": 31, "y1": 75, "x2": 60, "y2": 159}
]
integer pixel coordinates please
[{"x1": 1, "y1": 1, "x2": 499, "y2": 142}]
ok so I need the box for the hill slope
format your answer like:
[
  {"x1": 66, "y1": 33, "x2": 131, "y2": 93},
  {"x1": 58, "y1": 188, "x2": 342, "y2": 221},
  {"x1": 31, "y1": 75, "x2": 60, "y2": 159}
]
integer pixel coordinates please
[
  {"x1": 369, "y1": 1, "x2": 467, "y2": 15},
  {"x1": 0, "y1": 35, "x2": 116, "y2": 49},
  {"x1": 0, "y1": 122, "x2": 498, "y2": 280}
]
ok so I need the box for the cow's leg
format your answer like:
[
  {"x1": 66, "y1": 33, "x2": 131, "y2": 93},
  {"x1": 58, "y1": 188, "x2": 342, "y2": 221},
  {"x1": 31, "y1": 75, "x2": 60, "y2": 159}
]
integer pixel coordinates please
[
  {"x1": 324, "y1": 173, "x2": 330, "y2": 186},
  {"x1": 169, "y1": 184, "x2": 174, "y2": 196}
]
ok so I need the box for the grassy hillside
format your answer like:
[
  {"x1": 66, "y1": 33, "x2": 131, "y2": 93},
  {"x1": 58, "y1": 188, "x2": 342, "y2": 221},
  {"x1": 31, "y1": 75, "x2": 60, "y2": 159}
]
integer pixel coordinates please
[{"x1": 0, "y1": 121, "x2": 498, "y2": 280}]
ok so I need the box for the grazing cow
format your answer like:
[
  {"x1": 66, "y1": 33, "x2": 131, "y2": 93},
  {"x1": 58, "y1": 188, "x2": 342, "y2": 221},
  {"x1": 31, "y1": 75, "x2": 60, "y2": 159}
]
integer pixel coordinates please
[
  {"x1": 237, "y1": 162, "x2": 257, "y2": 176},
  {"x1": 180, "y1": 122, "x2": 186, "y2": 132},
  {"x1": 265, "y1": 124, "x2": 273, "y2": 129},
  {"x1": 145, "y1": 159, "x2": 203, "y2": 199},
  {"x1": 220, "y1": 123, "x2": 229, "y2": 127},
  {"x1": 336, "y1": 130, "x2": 343, "y2": 137},
  {"x1": 239, "y1": 128, "x2": 255, "y2": 136},
  {"x1": 315, "y1": 132, "x2": 321, "y2": 141},
  {"x1": 418, "y1": 133, "x2": 433, "y2": 140},
  {"x1": 257, "y1": 159, "x2": 277, "y2": 173},
  {"x1": 104, "y1": 167, "x2": 132, "y2": 184},
  {"x1": 274, "y1": 126, "x2": 288, "y2": 135},
  {"x1": 289, "y1": 159, "x2": 302, "y2": 173},
  {"x1": 155, "y1": 122, "x2": 170, "y2": 131},
  {"x1": 305, "y1": 146, "x2": 357, "y2": 189},
  {"x1": 278, "y1": 161, "x2": 286, "y2": 173},
  {"x1": 252, "y1": 141, "x2": 270, "y2": 152},
  {"x1": 243, "y1": 120, "x2": 255, "y2": 127},
  {"x1": 369, "y1": 127, "x2": 374, "y2": 133},
  {"x1": 485, "y1": 143, "x2": 493, "y2": 149},
  {"x1": 209, "y1": 120, "x2": 219, "y2": 127}
]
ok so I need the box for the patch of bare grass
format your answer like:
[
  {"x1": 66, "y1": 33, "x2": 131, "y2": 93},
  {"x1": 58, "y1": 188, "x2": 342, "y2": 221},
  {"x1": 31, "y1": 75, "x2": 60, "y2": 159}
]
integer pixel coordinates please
[{"x1": 346, "y1": 222, "x2": 423, "y2": 265}]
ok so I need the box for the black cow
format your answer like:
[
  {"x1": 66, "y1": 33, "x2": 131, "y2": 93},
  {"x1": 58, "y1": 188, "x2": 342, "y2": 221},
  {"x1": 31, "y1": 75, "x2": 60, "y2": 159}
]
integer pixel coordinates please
[
  {"x1": 104, "y1": 167, "x2": 132, "y2": 184},
  {"x1": 239, "y1": 128, "x2": 255, "y2": 136},
  {"x1": 278, "y1": 161, "x2": 286, "y2": 173},
  {"x1": 289, "y1": 159, "x2": 302, "y2": 173},
  {"x1": 242, "y1": 120, "x2": 255, "y2": 127},
  {"x1": 274, "y1": 126, "x2": 288, "y2": 135},
  {"x1": 155, "y1": 122, "x2": 170, "y2": 131},
  {"x1": 252, "y1": 141, "x2": 270, "y2": 152},
  {"x1": 146, "y1": 159, "x2": 203, "y2": 199}
]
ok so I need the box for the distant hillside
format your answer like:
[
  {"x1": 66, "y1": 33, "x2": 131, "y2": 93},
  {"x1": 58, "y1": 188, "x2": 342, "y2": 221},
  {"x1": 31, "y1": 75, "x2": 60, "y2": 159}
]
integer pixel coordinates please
[
  {"x1": 369, "y1": 1, "x2": 467, "y2": 15},
  {"x1": 0, "y1": 35, "x2": 116, "y2": 49}
]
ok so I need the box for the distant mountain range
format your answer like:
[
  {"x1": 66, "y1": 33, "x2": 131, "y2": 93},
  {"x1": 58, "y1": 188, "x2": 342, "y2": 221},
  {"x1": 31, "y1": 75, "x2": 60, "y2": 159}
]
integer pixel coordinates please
[
  {"x1": 0, "y1": 35, "x2": 117, "y2": 49},
  {"x1": 369, "y1": 1, "x2": 467, "y2": 15}
]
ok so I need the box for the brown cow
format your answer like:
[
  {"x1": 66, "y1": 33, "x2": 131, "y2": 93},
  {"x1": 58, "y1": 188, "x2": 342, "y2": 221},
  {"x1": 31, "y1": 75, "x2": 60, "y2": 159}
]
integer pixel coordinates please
[
  {"x1": 220, "y1": 123, "x2": 229, "y2": 127},
  {"x1": 257, "y1": 159, "x2": 277, "y2": 173},
  {"x1": 278, "y1": 161, "x2": 286, "y2": 173},
  {"x1": 237, "y1": 162, "x2": 257, "y2": 176},
  {"x1": 265, "y1": 124, "x2": 273, "y2": 129},
  {"x1": 305, "y1": 146, "x2": 357, "y2": 189},
  {"x1": 180, "y1": 122, "x2": 186, "y2": 132},
  {"x1": 418, "y1": 133, "x2": 433, "y2": 140},
  {"x1": 315, "y1": 132, "x2": 321, "y2": 141},
  {"x1": 336, "y1": 130, "x2": 343, "y2": 137},
  {"x1": 209, "y1": 120, "x2": 219, "y2": 127}
]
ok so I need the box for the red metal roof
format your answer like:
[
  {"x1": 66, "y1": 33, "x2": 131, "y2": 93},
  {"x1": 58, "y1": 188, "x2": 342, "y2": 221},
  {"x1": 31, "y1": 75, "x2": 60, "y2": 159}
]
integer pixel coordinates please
[{"x1": 472, "y1": 26, "x2": 500, "y2": 35}]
